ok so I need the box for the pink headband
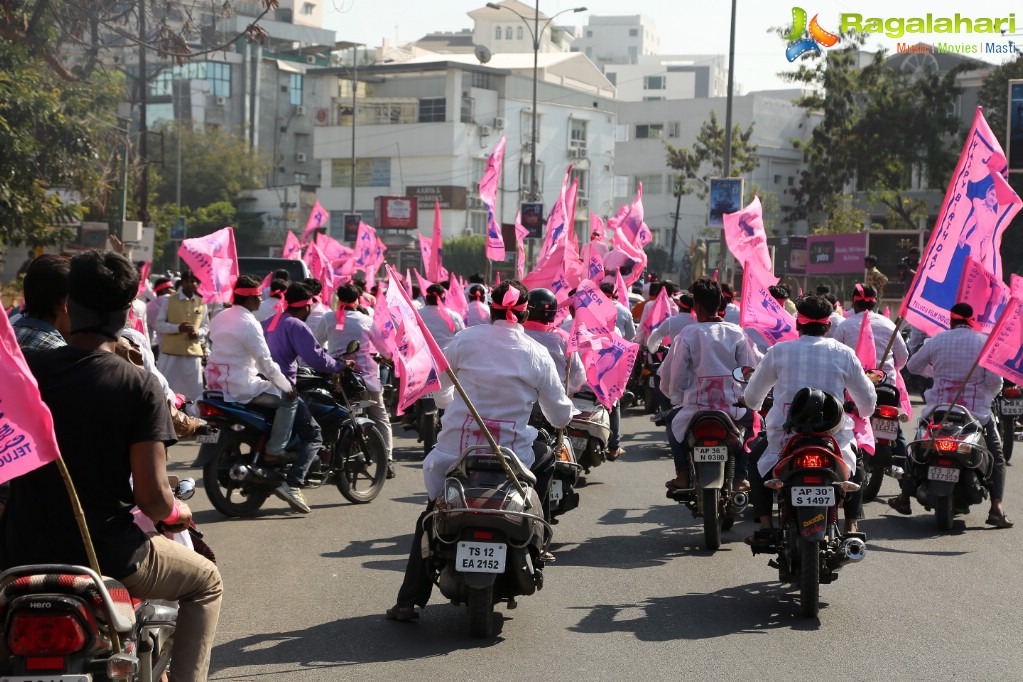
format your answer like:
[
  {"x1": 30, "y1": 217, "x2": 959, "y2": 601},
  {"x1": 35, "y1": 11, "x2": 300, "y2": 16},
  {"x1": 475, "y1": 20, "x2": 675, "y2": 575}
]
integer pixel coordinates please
[
  {"x1": 267, "y1": 298, "x2": 313, "y2": 331},
  {"x1": 490, "y1": 288, "x2": 527, "y2": 322},
  {"x1": 950, "y1": 312, "x2": 976, "y2": 329},
  {"x1": 853, "y1": 283, "x2": 876, "y2": 303},
  {"x1": 233, "y1": 287, "x2": 262, "y2": 297},
  {"x1": 154, "y1": 281, "x2": 174, "y2": 293},
  {"x1": 796, "y1": 313, "x2": 831, "y2": 325}
]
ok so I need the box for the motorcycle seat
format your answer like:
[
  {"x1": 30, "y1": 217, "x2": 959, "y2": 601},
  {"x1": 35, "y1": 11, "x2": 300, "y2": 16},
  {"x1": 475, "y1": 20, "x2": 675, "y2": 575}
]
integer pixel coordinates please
[{"x1": 0, "y1": 571, "x2": 137, "y2": 633}]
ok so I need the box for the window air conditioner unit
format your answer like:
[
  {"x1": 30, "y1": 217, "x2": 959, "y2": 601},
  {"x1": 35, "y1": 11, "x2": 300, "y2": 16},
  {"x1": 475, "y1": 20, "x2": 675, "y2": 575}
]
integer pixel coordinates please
[
  {"x1": 577, "y1": 197, "x2": 589, "y2": 208},
  {"x1": 214, "y1": 96, "x2": 226, "y2": 106},
  {"x1": 305, "y1": 55, "x2": 317, "y2": 64},
  {"x1": 295, "y1": 105, "x2": 306, "y2": 116},
  {"x1": 494, "y1": 117, "x2": 505, "y2": 129},
  {"x1": 480, "y1": 125, "x2": 491, "y2": 136},
  {"x1": 522, "y1": 141, "x2": 534, "y2": 152},
  {"x1": 569, "y1": 148, "x2": 586, "y2": 159},
  {"x1": 296, "y1": 152, "x2": 307, "y2": 163}
]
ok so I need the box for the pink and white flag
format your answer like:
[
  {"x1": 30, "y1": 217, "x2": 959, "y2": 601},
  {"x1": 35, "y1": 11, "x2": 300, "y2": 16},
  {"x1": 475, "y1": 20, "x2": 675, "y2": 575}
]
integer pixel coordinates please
[
  {"x1": 446, "y1": 272, "x2": 469, "y2": 322},
  {"x1": 956, "y1": 255, "x2": 1011, "y2": 334},
  {"x1": 302, "y1": 200, "x2": 329, "y2": 243},
  {"x1": 537, "y1": 167, "x2": 573, "y2": 265},
  {"x1": 177, "y1": 226, "x2": 238, "y2": 303},
  {"x1": 979, "y1": 297, "x2": 1023, "y2": 385},
  {"x1": 481, "y1": 135, "x2": 507, "y2": 262},
  {"x1": 723, "y1": 195, "x2": 778, "y2": 285},
  {"x1": 283, "y1": 231, "x2": 303, "y2": 260},
  {"x1": 608, "y1": 183, "x2": 653, "y2": 247},
  {"x1": 316, "y1": 232, "x2": 354, "y2": 263},
  {"x1": 901, "y1": 107, "x2": 1023, "y2": 336},
  {"x1": 584, "y1": 333, "x2": 639, "y2": 410},
  {"x1": 514, "y1": 211, "x2": 528, "y2": 279},
  {"x1": 354, "y1": 221, "x2": 377, "y2": 271},
  {"x1": 0, "y1": 312, "x2": 62, "y2": 485},
  {"x1": 740, "y1": 260, "x2": 797, "y2": 346},
  {"x1": 567, "y1": 280, "x2": 618, "y2": 352},
  {"x1": 304, "y1": 243, "x2": 337, "y2": 305},
  {"x1": 610, "y1": 225, "x2": 649, "y2": 288}
]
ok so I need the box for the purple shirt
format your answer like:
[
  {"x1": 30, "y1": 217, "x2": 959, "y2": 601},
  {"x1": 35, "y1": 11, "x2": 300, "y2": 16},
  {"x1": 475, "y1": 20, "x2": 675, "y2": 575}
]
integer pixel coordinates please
[{"x1": 261, "y1": 312, "x2": 341, "y2": 382}]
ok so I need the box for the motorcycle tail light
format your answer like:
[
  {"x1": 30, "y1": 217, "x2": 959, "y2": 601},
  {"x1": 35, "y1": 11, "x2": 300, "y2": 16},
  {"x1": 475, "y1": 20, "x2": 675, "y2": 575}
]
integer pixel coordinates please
[
  {"x1": 933, "y1": 440, "x2": 958, "y2": 453},
  {"x1": 693, "y1": 421, "x2": 728, "y2": 440},
  {"x1": 876, "y1": 405, "x2": 899, "y2": 419},
  {"x1": 9, "y1": 614, "x2": 87, "y2": 656},
  {"x1": 802, "y1": 476, "x2": 822, "y2": 484},
  {"x1": 794, "y1": 453, "x2": 830, "y2": 470},
  {"x1": 197, "y1": 403, "x2": 226, "y2": 418},
  {"x1": 937, "y1": 458, "x2": 953, "y2": 466},
  {"x1": 472, "y1": 530, "x2": 494, "y2": 540},
  {"x1": 1004, "y1": 386, "x2": 1022, "y2": 398},
  {"x1": 26, "y1": 656, "x2": 64, "y2": 671}
]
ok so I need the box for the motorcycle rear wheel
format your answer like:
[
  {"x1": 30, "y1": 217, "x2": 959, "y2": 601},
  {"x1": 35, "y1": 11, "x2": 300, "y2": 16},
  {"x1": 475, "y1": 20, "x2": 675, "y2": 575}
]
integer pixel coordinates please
[
  {"x1": 467, "y1": 585, "x2": 495, "y2": 638},
  {"x1": 202, "y1": 434, "x2": 270, "y2": 517},
  {"x1": 934, "y1": 494, "x2": 954, "y2": 531},
  {"x1": 335, "y1": 424, "x2": 388, "y2": 504},
  {"x1": 703, "y1": 488, "x2": 721, "y2": 551},
  {"x1": 999, "y1": 414, "x2": 1015, "y2": 463},
  {"x1": 862, "y1": 466, "x2": 885, "y2": 501},
  {"x1": 643, "y1": 385, "x2": 657, "y2": 414},
  {"x1": 799, "y1": 537, "x2": 820, "y2": 618}
]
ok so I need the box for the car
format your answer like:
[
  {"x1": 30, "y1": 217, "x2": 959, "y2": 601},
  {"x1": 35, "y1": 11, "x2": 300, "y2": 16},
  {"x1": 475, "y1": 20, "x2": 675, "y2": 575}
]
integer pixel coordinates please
[{"x1": 237, "y1": 257, "x2": 310, "y2": 282}]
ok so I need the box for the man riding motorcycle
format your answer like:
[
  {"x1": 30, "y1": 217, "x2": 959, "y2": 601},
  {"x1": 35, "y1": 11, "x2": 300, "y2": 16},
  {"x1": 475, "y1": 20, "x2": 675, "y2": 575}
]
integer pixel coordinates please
[{"x1": 522, "y1": 288, "x2": 585, "y2": 396}]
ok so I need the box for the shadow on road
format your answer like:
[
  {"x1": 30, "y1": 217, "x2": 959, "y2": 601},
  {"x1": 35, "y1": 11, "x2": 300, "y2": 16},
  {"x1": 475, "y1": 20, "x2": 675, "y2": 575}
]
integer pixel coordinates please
[
  {"x1": 567, "y1": 582, "x2": 822, "y2": 639},
  {"x1": 210, "y1": 608, "x2": 506, "y2": 678}
]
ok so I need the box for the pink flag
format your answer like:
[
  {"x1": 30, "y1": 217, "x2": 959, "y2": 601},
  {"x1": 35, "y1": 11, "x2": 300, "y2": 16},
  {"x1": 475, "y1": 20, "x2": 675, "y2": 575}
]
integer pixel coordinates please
[
  {"x1": 854, "y1": 311, "x2": 877, "y2": 369},
  {"x1": 481, "y1": 135, "x2": 507, "y2": 262},
  {"x1": 0, "y1": 312, "x2": 62, "y2": 484},
  {"x1": 712, "y1": 269, "x2": 719, "y2": 282},
  {"x1": 136, "y1": 261, "x2": 151, "y2": 298},
  {"x1": 418, "y1": 233, "x2": 431, "y2": 271},
  {"x1": 523, "y1": 238, "x2": 571, "y2": 301},
  {"x1": 723, "y1": 195, "x2": 778, "y2": 286},
  {"x1": 427, "y1": 201, "x2": 448, "y2": 282},
  {"x1": 316, "y1": 232, "x2": 354, "y2": 263},
  {"x1": 584, "y1": 332, "x2": 640, "y2": 410},
  {"x1": 610, "y1": 225, "x2": 649, "y2": 287},
  {"x1": 414, "y1": 269, "x2": 433, "y2": 297},
  {"x1": 259, "y1": 271, "x2": 272, "y2": 292},
  {"x1": 354, "y1": 222, "x2": 377, "y2": 271},
  {"x1": 177, "y1": 226, "x2": 239, "y2": 303},
  {"x1": 608, "y1": 183, "x2": 653, "y2": 247},
  {"x1": 302, "y1": 200, "x2": 329, "y2": 243},
  {"x1": 978, "y1": 297, "x2": 1023, "y2": 384},
  {"x1": 614, "y1": 268, "x2": 629, "y2": 307},
  {"x1": 883, "y1": 306, "x2": 890, "y2": 318},
  {"x1": 1011, "y1": 274, "x2": 1023, "y2": 298},
  {"x1": 568, "y1": 280, "x2": 618, "y2": 352},
  {"x1": 304, "y1": 243, "x2": 337, "y2": 305},
  {"x1": 283, "y1": 231, "x2": 303, "y2": 260},
  {"x1": 537, "y1": 167, "x2": 573, "y2": 265},
  {"x1": 494, "y1": 272, "x2": 501, "y2": 287},
  {"x1": 894, "y1": 367, "x2": 914, "y2": 417},
  {"x1": 641, "y1": 286, "x2": 672, "y2": 337},
  {"x1": 514, "y1": 211, "x2": 528, "y2": 279},
  {"x1": 956, "y1": 255, "x2": 1010, "y2": 334},
  {"x1": 447, "y1": 272, "x2": 469, "y2": 322},
  {"x1": 901, "y1": 107, "x2": 1023, "y2": 336},
  {"x1": 740, "y1": 260, "x2": 797, "y2": 346}
]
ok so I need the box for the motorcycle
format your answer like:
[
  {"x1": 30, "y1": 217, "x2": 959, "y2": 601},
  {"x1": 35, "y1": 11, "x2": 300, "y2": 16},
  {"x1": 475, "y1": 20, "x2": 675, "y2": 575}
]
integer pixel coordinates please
[
  {"x1": 428, "y1": 445, "x2": 551, "y2": 638},
  {"x1": 666, "y1": 410, "x2": 748, "y2": 551},
  {"x1": 994, "y1": 380, "x2": 1021, "y2": 463},
  {"x1": 907, "y1": 403, "x2": 994, "y2": 531},
  {"x1": 639, "y1": 345, "x2": 668, "y2": 415},
  {"x1": 399, "y1": 396, "x2": 441, "y2": 458},
  {"x1": 742, "y1": 381, "x2": 866, "y2": 619},
  {"x1": 196, "y1": 340, "x2": 388, "y2": 516},
  {"x1": 0, "y1": 478, "x2": 200, "y2": 681},
  {"x1": 529, "y1": 408, "x2": 582, "y2": 523},
  {"x1": 861, "y1": 382, "x2": 905, "y2": 501},
  {"x1": 564, "y1": 390, "x2": 611, "y2": 472}
]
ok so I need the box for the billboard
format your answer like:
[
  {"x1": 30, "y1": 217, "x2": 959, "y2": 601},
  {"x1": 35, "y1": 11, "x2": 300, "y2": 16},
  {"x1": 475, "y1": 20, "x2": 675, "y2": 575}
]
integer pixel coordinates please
[
  {"x1": 374, "y1": 196, "x2": 417, "y2": 229},
  {"x1": 708, "y1": 178, "x2": 744, "y2": 228},
  {"x1": 805, "y1": 232, "x2": 867, "y2": 275},
  {"x1": 520, "y1": 202, "x2": 544, "y2": 239}
]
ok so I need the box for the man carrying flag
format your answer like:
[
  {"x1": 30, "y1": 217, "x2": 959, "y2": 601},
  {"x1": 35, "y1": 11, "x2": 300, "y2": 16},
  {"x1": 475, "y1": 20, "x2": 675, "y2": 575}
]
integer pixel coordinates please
[
  {"x1": 895, "y1": 303, "x2": 1011, "y2": 527},
  {"x1": 1, "y1": 250, "x2": 222, "y2": 682},
  {"x1": 386, "y1": 280, "x2": 573, "y2": 622}
]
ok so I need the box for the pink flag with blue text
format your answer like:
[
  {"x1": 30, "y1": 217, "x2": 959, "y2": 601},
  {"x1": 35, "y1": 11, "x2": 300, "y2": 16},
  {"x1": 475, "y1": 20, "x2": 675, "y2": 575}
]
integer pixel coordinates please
[
  {"x1": 177, "y1": 226, "x2": 238, "y2": 303},
  {"x1": 567, "y1": 280, "x2": 618, "y2": 352},
  {"x1": 354, "y1": 221, "x2": 376, "y2": 271},
  {"x1": 538, "y1": 167, "x2": 573, "y2": 264},
  {"x1": 301, "y1": 200, "x2": 329, "y2": 243},
  {"x1": 481, "y1": 135, "x2": 507, "y2": 261},
  {"x1": 584, "y1": 333, "x2": 639, "y2": 410},
  {"x1": 316, "y1": 232, "x2": 353, "y2": 263},
  {"x1": 608, "y1": 183, "x2": 653, "y2": 248},
  {"x1": 956, "y1": 255, "x2": 1010, "y2": 334},
  {"x1": 723, "y1": 195, "x2": 778, "y2": 285},
  {"x1": 740, "y1": 260, "x2": 797, "y2": 346},
  {"x1": 610, "y1": 224, "x2": 648, "y2": 287},
  {"x1": 304, "y1": 242, "x2": 337, "y2": 305},
  {"x1": 901, "y1": 107, "x2": 1023, "y2": 337},
  {"x1": 0, "y1": 312, "x2": 62, "y2": 485},
  {"x1": 978, "y1": 297, "x2": 1023, "y2": 384},
  {"x1": 283, "y1": 231, "x2": 303, "y2": 260},
  {"x1": 614, "y1": 268, "x2": 629, "y2": 307}
]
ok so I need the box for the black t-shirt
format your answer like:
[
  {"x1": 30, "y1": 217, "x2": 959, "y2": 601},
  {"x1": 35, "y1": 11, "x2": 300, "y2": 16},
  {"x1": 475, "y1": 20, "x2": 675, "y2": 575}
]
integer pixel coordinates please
[{"x1": 1, "y1": 347, "x2": 177, "y2": 579}]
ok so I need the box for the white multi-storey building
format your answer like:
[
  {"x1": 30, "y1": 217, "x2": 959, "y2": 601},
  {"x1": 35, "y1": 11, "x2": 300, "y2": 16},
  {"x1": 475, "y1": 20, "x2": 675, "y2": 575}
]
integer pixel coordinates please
[{"x1": 571, "y1": 14, "x2": 659, "y2": 65}]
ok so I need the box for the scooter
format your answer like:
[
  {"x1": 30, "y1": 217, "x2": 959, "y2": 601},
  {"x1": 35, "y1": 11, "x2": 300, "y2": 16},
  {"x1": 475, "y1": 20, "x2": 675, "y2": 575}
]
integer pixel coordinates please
[
  {"x1": 529, "y1": 408, "x2": 582, "y2": 523},
  {"x1": 861, "y1": 382, "x2": 904, "y2": 500},
  {"x1": 565, "y1": 390, "x2": 611, "y2": 472}
]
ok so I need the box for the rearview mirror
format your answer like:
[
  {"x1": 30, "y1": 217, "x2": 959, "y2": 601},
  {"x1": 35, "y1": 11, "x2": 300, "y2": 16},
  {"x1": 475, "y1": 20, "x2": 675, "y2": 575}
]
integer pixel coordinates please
[
  {"x1": 344, "y1": 340, "x2": 361, "y2": 355},
  {"x1": 732, "y1": 366, "x2": 755, "y2": 384}
]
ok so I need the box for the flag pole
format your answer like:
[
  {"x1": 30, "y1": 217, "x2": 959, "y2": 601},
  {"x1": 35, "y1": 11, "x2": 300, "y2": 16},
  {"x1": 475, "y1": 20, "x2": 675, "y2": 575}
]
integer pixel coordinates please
[
  {"x1": 878, "y1": 315, "x2": 904, "y2": 370},
  {"x1": 54, "y1": 456, "x2": 123, "y2": 653}
]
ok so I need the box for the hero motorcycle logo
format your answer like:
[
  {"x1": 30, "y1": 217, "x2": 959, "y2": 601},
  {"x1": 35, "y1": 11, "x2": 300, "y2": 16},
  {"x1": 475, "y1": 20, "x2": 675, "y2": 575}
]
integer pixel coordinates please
[{"x1": 784, "y1": 7, "x2": 840, "y2": 61}]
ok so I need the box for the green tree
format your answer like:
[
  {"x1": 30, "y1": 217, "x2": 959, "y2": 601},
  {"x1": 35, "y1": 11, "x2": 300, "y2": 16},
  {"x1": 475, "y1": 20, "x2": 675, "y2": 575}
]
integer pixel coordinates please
[
  {"x1": 664, "y1": 110, "x2": 759, "y2": 202},
  {"x1": 441, "y1": 235, "x2": 487, "y2": 277},
  {"x1": 782, "y1": 40, "x2": 964, "y2": 231}
]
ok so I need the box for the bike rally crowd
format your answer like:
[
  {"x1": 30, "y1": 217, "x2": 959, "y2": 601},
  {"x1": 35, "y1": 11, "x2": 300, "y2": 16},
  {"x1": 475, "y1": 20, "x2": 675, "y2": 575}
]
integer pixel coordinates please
[{"x1": 0, "y1": 108, "x2": 1021, "y2": 679}]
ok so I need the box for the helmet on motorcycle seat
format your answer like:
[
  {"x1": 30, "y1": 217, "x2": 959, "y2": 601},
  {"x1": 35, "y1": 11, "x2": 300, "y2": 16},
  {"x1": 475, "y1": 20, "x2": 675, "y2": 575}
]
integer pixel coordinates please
[
  {"x1": 784, "y1": 387, "x2": 843, "y2": 435},
  {"x1": 526, "y1": 288, "x2": 559, "y2": 324}
]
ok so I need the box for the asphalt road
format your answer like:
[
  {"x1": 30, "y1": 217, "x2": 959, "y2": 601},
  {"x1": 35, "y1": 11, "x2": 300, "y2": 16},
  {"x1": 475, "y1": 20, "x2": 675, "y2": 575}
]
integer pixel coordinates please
[{"x1": 171, "y1": 403, "x2": 1023, "y2": 681}]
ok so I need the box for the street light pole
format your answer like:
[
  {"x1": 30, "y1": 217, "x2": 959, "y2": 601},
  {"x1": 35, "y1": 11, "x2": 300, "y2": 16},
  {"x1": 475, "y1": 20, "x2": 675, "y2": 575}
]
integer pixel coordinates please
[
  {"x1": 720, "y1": 0, "x2": 738, "y2": 282},
  {"x1": 350, "y1": 44, "x2": 358, "y2": 215}
]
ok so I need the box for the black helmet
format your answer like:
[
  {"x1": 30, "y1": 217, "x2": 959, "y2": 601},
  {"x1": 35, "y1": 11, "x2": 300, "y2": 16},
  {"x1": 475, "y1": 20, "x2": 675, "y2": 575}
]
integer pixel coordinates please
[
  {"x1": 784, "y1": 387, "x2": 843, "y2": 435},
  {"x1": 527, "y1": 288, "x2": 558, "y2": 324}
]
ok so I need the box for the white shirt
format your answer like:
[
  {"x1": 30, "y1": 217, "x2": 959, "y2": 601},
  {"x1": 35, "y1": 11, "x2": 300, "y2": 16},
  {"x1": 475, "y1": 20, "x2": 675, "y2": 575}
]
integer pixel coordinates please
[
  {"x1": 153, "y1": 291, "x2": 209, "y2": 343},
  {"x1": 419, "y1": 305, "x2": 465, "y2": 351},
  {"x1": 313, "y1": 308, "x2": 389, "y2": 393},
  {"x1": 723, "y1": 302, "x2": 740, "y2": 325},
  {"x1": 666, "y1": 321, "x2": 761, "y2": 440},
  {"x1": 613, "y1": 301, "x2": 636, "y2": 342},
  {"x1": 906, "y1": 326, "x2": 1003, "y2": 423},
  {"x1": 465, "y1": 301, "x2": 491, "y2": 327},
  {"x1": 422, "y1": 321, "x2": 574, "y2": 499},
  {"x1": 120, "y1": 327, "x2": 175, "y2": 404},
  {"x1": 307, "y1": 300, "x2": 330, "y2": 332},
  {"x1": 647, "y1": 311, "x2": 696, "y2": 353},
  {"x1": 205, "y1": 305, "x2": 292, "y2": 403},
  {"x1": 146, "y1": 296, "x2": 169, "y2": 349},
  {"x1": 635, "y1": 297, "x2": 678, "y2": 348},
  {"x1": 255, "y1": 295, "x2": 283, "y2": 322},
  {"x1": 825, "y1": 311, "x2": 845, "y2": 339},
  {"x1": 524, "y1": 326, "x2": 586, "y2": 395},
  {"x1": 833, "y1": 310, "x2": 909, "y2": 377},
  {"x1": 743, "y1": 335, "x2": 877, "y2": 476}
]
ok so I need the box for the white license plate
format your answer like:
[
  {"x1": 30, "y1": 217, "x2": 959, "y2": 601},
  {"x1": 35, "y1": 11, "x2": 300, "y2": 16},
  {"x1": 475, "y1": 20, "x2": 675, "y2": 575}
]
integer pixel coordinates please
[
  {"x1": 195, "y1": 430, "x2": 221, "y2": 444},
  {"x1": 870, "y1": 417, "x2": 900, "y2": 437},
  {"x1": 1001, "y1": 399, "x2": 1023, "y2": 415},
  {"x1": 1, "y1": 676, "x2": 91, "y2": 681},
  {"x1": 550, "y1": 479, "x2": 564, "y2": 501},
  {"x1": 455, "y1": 541, "x2": 507, "y2": 573},
  {"x1": 693, "y1": 446, "x2": 728, "y2": 462},
  {"x1": 928, "y1": 466, "x2": 961, "y2": 483},
  {"x1": 791, "y1": 486, "x2": 835, "y2": 506},
  {"x1": 569, "y1": 436, "x2": 588, "y2": 456}
]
